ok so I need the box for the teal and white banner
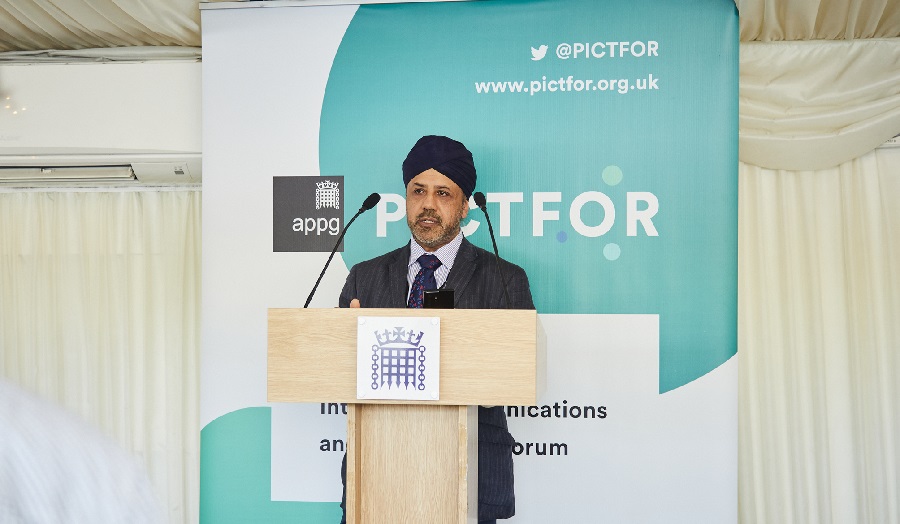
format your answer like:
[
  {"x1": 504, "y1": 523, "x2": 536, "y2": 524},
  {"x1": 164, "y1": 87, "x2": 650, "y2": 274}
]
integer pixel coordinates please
[{"x1": 201, "y1": 0, "x2": 738, "y2": 521}]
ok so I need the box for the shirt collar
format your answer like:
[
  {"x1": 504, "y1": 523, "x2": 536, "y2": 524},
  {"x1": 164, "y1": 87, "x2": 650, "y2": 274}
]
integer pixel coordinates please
[{"x1": 408, "y1": 230, "x2": 464, "y2": 270}]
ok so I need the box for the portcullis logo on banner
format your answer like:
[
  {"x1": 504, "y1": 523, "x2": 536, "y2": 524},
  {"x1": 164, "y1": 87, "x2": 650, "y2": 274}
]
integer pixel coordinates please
[{"x1": 273, "y1": 176, "x2": 344, "y2": 252}]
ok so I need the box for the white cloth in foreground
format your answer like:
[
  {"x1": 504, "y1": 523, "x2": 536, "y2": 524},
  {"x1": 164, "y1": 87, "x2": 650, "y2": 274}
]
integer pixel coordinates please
[{"x1": 0, "y1": 379, "x2": 162, "y2": 523}]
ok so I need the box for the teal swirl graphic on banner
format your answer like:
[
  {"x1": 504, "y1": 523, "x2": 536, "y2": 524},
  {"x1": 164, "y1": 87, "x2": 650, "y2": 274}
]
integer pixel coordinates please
[{"x1": 320, "y1": 0, "x2": 738, "y2": 393}]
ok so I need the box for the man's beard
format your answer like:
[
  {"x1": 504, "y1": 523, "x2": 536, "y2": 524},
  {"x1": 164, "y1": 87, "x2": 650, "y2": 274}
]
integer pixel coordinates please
[{"x1": 408, "y1": 209, "x2": 463, "y2": 249}]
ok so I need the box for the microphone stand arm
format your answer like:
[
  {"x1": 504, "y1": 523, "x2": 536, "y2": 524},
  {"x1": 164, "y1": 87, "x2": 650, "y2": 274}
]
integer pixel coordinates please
[
  {"x1": 481, "y1": 206, "x2": 511, "y2": 309},
  {"x1": 303, "y1": 207, "x2": 363, "y2": 308}
]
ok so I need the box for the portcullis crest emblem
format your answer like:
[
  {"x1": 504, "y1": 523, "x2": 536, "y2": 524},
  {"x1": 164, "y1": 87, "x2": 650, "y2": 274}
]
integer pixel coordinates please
[
  {"x1": 356, "y1": 316, "x2": 440, "y2": 401},
  {"x1": 315, "y1": 180, "x2": 340, "y2": 210},
  {"x1": 372, "y1": 327, "x2": 426, "y2": 391}
]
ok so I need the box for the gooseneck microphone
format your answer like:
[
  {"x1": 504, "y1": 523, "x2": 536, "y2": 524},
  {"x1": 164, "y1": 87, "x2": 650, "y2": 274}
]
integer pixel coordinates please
[
  {"x1": 304, "y1": 192, "x2": 381, "y2": 308},
  {"x1": 473, "y1": 191, "x2": 511, "y2": 309}
]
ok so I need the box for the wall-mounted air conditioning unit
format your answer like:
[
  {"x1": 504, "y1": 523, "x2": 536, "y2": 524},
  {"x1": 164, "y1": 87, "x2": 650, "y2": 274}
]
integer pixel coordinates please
[{"x1": 0, "y1": 61, "x2": 201, "y2": 187}]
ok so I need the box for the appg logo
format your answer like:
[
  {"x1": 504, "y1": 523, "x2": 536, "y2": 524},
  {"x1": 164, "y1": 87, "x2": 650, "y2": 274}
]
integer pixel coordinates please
[{"x1": 273, "y1": 176, "x2": 344, "y2": 252}]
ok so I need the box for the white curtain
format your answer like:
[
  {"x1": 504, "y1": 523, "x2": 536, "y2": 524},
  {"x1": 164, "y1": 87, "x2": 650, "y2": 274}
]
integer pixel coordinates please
[
  {"x1": 738, "y1": 2, "x2": 900, "y2": 521},
  {"x1": 738, "y1": 149, "x2": 900, "y2": 523},
  {"x1": 739, "y1": 0, "x2": 900, "y2": 41},
  {"x1": 0, "y1": 0, "x2": 200, "y2": 52},
  {"x1": 740, "y1": 38, "x2": 900, "y2": 171},
  {"x1": 0, "y1": 189, "x2": 201, "y2": 523}
]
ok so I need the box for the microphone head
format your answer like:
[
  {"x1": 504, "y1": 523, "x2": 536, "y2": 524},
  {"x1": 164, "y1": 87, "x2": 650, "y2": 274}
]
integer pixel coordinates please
[
  {"x1": 361, "y1": 192, "x2": 381, "y2": 211},
  {"x1": 473, "y1": 191, "x2": 487, "y2": 209}
]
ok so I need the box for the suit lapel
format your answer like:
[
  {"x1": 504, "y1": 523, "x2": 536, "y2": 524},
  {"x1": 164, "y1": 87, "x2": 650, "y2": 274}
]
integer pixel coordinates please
[
  {"x1": 445, "y1": 238, "x2": 478, "y2": 307},
  {"x1": 386, "y1": 242, "x2": 411, "y2": 308}
]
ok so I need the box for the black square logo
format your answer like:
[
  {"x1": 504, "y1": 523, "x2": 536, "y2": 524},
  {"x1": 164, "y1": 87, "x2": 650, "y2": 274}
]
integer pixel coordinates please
[{"x1": 273, "y1": 176, "x2": 344, "y2": 252}]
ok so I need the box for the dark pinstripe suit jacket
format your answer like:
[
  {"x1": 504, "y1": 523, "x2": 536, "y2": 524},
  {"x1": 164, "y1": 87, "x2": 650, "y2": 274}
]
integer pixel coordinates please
[{"x1": 339, "y1": 237, "x2": 534, "y2": 520}]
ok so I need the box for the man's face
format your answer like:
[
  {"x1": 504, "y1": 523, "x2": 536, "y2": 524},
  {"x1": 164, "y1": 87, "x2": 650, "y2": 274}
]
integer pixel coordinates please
[{"x1": 406, "y1": 168, "x2": 470, "y2": 250}]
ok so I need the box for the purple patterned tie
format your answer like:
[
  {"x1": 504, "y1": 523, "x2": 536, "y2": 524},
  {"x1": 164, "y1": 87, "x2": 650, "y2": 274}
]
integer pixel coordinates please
[{"x1": 407, "y1": 254, "x2": 442, "y2": 308}]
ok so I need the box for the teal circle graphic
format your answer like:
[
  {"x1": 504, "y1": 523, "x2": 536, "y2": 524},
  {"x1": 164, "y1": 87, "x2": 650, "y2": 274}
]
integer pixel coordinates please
[
  {"x1": 318, "y1": 0, "x2": 739, "y2": 393},
  {"x1": 603, "y1": 243, "x2": 621, "y2": 260},
  {"x1": 602, "y1": 165, "x2": 624, "y2": 186}
]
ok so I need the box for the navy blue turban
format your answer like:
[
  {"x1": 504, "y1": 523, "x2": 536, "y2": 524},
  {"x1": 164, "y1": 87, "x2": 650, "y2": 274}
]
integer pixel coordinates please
[{"x1": 402, "y1": 135, "x2": 477, "y2": 198}]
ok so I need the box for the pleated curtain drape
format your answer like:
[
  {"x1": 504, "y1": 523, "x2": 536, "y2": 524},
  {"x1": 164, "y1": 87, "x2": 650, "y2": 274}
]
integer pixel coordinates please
[
  {"x1": 737, "y1": 23, "x2": 900, "y2": 521},
  {"x1": 738, "y1": 150, "x2": 900, "y2": 523},
  {"x1": 0, "y1": 189, "x2": 201, "y2": 523}
]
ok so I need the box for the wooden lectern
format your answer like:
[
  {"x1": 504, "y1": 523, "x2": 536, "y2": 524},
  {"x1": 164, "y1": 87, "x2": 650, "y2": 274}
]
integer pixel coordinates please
[{"x1": 268, "y1": 308, "x2": 543, "y2": 524}]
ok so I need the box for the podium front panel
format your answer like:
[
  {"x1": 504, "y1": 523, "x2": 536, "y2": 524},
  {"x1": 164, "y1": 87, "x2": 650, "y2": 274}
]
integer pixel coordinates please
[
  {"x1": 268, "y1": 308, "x2": 538, "y2": 406},
  {"x1": 346, "y1": 404, "x2": 476, "y2": 524}
]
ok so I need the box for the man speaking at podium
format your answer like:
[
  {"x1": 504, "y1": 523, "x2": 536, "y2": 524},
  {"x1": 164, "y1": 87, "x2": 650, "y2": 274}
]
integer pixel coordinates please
[{"x1": 339, "y1": 135, "x2": 535, "y2": 524}]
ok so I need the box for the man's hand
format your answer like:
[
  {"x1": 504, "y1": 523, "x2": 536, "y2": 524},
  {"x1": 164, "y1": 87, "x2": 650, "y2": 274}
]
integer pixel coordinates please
[{"x1": 350, "y1": 299, "x2": 361, "y2": 308}]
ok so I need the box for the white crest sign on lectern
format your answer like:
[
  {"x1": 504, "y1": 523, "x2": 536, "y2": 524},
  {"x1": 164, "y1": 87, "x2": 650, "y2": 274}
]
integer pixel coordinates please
[{"x1": 356, "y1": 316, "x2": 441, "y2": 401}]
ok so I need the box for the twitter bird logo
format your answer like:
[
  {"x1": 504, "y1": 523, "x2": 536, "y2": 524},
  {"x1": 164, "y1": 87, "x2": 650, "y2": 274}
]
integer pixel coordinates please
[{"x1": 531, "y1": 45, "x2": 548, "y2": 61}]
